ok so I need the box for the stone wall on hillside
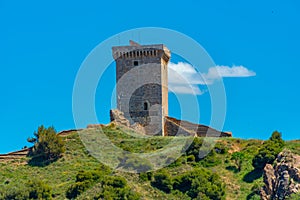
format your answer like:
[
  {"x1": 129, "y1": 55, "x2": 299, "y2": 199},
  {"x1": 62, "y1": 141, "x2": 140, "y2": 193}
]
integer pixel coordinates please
[{"x1": 165, "y1": 116, "x2": 232, "y2": 137}]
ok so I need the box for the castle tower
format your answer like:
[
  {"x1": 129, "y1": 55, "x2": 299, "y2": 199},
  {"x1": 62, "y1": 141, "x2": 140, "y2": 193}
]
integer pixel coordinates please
[{"x1": 112, "y1": 41, "x2": 171, "y2": 136}]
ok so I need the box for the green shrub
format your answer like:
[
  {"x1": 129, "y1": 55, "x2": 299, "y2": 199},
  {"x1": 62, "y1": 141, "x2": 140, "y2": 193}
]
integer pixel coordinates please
[
  {"x1": 185, "y1": 137, "x2": 203, "y2": 161},
  {"x1": 173, "y1": 168, "x2": 225, "y2": 200},
  {"x1": 168, "y1": 156, "x2": 186, "y2": 168},
  {"x1": 186, "y1": 154, "x2": 195, "y2": 162},
  {"x1": 104, "y1": 176, "x2": 127, "y2": 188},
  {"x1": 231, "y1": 152, "x2": 245, "y2": 172},
  {"x1": 214, "y1": 143, "x2": 228, "y2": 154},
  {"x1": 27, "y1": 125, "x2": 65, "y2": 165},
  {"x1": 66, "y1": 169, "x2": 106, "y2": 199},
  {"x1": 2, "y1": 186, "x2": 29, "y2": 200},
  {"x1": 252, "y1": 131, "x2": 285, "y2": 170},
  {"x1": 75, "y1": 170, "x2": 104, "y2": 182},
  {"x1": 27, "y1": 180, "x2": 52, "y2": 200},
  {"x1": 66, "y1": 181, "x2": 92, "y2": 199},
  {"x1": 95, "y1": 176, "x2": 141, "y2": 200},
  {"x1": 139, "y1": 172, "x2": 153, "y2": 181},
  {"x1": 199, "y1": 150, "x2": 221, "y2": 167},
  {"x1": 270, "y1": 131, "x2": 285, "y2": 147},
  {"x1": 2, "y1": 180, "x2": 52, "y2": 200},
  {"x1": 151, "y1": 170, "x2": 173, "y2": 193}
]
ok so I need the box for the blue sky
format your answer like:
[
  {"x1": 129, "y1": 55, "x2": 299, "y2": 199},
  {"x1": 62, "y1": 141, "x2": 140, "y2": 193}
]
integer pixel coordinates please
[{"x1": 0, "y1": 0, "x2": 299, "y2": 153}]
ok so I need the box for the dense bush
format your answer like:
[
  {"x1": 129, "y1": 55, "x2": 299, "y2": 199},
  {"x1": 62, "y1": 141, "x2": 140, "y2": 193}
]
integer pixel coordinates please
[
  {"x1": 185, "y1": 137, "x2": 221, "y2": 167},
  {"x1": 173, "y1": 168, "x2": 225, "y2": 200},
  {"x1": 27, "y1": 125, "x2": 65, "y2": 165},
  {"x1": 231, "y1": 152, "x2": 245, "y2": 172},
  {"x1": 151, "y1": 168, "x2": 225, "y2": 199},
  {"x1": 199, "y1": 150, "x2": 222, "y2": 167},
  {"x1": 95, "y1": 176, "x2": 141, "y2": 200},
  {"x1": 139, "y1": 172, "x2": 153, "y2": 181},
  {"x1": 151, "y1": 170, "x2": 173, "y2": 193},
  {"x1": 66, "y1": 181, "x2": 92, "y2": 199},
  {"x1": 27, "y1": 180, "x2": 52, "y2": 199},
  {"x1": 185, "y1": 137, "x2": 203, "y2": 162},
  {"x1": 1, "y1": 180, "x2": 52, "y2": 200},
  {"x1": 214, "y1": 142, "x2": 228, "y2": 154},
  {"x1": 1, "y1": 186, "x2": 29, "y2": 200},
  {"x1": 252, "y1": 131, "x2": 285, "y2": 170},
  {"x1": 66, "y1": 169, "x2": 105, "y2": 199}
]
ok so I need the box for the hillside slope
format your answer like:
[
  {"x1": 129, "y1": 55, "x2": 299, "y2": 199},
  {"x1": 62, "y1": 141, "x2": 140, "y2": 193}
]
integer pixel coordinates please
[{"x1": 0, "y1": 125, "x2": 299, "y2": 199}]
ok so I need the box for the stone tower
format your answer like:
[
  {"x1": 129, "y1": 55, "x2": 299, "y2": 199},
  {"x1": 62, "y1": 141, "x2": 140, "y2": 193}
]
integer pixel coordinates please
[{"x1": 112, "y1": 41, "x2": 171, "y2": 136}]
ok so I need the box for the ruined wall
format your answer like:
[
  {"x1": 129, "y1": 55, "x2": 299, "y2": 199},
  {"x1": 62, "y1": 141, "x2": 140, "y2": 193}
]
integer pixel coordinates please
[{"x1": 165, "y1": 116, "x2": 232, "y2": 137}]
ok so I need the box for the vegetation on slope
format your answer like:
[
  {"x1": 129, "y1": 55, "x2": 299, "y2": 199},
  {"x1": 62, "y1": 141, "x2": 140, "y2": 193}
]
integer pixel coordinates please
[{"x1": 0, "y1": 125, "x2": 299, "y2": 199}]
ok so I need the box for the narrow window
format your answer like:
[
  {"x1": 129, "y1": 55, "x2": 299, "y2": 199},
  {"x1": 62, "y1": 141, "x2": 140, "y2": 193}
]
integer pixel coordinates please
[
  {"x1": 144, "y1": 102, "x2": 148, "y2": 110},
  {"x1": 134, "y1": 61, "x2": 139, "y2": 66}
]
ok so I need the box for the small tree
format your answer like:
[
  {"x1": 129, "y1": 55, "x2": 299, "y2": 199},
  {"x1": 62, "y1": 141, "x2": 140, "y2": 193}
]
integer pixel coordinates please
[
  {"x1": 231, "y1": 152, "x2": 245, "y2": 172},
  {"x1": 28, "y1": 125, "x2": 65, "y2": 165},
  {"x1": 269, "y1": 131, "x2": 285, "y2": 148},
  {"x1": 252, "y1": 131, "x2": 285, "y2": 170}
]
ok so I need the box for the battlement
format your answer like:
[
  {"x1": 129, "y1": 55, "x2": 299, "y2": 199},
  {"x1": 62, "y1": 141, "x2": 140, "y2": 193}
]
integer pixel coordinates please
[{"x1": 112, "y1": 41, "x2": 170, "y2": 62}]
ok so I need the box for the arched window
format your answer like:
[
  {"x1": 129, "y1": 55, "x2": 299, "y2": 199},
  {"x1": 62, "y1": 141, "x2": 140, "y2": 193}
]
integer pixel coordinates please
[{"x1": 144, "y1": 102, "x2": 148, "y2": 110}]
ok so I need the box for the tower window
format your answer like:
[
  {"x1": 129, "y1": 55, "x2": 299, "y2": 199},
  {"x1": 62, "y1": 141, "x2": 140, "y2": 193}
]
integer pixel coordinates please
[
  {"x1": 134, "y1": 61, "x2": 139, "y2": 66},
  {"x1": 144, "y1": 102, "x2": 148, "y2": 110}
]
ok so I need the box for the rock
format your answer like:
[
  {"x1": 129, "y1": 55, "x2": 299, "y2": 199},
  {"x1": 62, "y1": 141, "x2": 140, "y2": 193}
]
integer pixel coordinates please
[
  {"x1": 109, "y1": 109, "x2": 145, "y2": 134},
  {"x1": 110, "y1": 109, "x2": 130, "y2": 127},
  {"x1": 260, "y1": 150, "x2": 300, "y2": 200},
  {"x1": 261, "y1": 164, "x2": 276, "y2": 200}
]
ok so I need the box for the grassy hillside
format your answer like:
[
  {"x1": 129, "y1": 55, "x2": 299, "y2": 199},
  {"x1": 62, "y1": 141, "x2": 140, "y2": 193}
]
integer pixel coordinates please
[{"x1": 0, "y1": 125, "x2": 299, "y2": 199}]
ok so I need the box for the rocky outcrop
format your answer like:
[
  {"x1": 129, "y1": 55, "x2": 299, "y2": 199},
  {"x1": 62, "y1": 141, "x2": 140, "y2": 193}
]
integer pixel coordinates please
[
  {"x1": 261, "y1": 150, "x2": 300, "y2": 200},
  {"x1": 109, "y1": 109, "x2": 146, "y2": 134},
  {"x1": 110, "y1": 109, "x2": 131, "y2": 127}
]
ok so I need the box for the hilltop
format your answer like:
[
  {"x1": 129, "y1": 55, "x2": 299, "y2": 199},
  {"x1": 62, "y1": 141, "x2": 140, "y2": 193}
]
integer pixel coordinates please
[{"x1": 0, "y1": 124, "x2": 299, "y2": 199}]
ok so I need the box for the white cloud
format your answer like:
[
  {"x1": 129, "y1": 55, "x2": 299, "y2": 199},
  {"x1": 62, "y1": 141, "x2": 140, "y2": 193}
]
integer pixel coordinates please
[
  {"x1": 169, "y1": 84, "x2": 204, "y2": 95},
  {"x1": 205, "y1": 65, "x2": 256, "y2": 80},
  {"x1": 168, "y1": 62, "x2": 206, "y2": 85},
  {"x1": 168, "y1": 62, "x2": 256, "y2": 95}
]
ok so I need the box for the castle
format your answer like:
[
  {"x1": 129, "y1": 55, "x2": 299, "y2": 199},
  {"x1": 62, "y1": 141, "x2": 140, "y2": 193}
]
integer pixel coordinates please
[
  {"x1": 112, "y1": 41, "x2": 231, "y2": 137},
  {"x1": 112, "y1": 40, "x2": 170, "y2": 136}
]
